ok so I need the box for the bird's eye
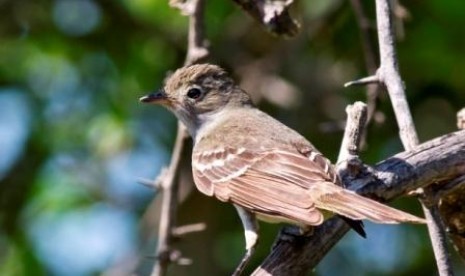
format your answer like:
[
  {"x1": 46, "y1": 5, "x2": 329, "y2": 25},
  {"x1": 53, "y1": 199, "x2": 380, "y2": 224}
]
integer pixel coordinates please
[{"x1": 186, "y1": 88, "x2": 202, "y2": 99}]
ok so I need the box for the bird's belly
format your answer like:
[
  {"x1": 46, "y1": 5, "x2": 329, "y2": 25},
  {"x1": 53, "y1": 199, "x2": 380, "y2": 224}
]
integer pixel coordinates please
[
  {"x1": 256, "y1": 213, "x2": 305, "y2": 227},
  {"x1": 256, "y1": 210, "x2": 334, "y2": 227}
]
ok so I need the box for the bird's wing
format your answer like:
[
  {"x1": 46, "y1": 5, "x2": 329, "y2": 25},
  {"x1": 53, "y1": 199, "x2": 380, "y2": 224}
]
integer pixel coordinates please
[
  {"x1": 192, "y1": 147, "x2": 331, "y2": 226},
  {"x1": 192, "y1": 147, "x2": 425, "y2": 226}
]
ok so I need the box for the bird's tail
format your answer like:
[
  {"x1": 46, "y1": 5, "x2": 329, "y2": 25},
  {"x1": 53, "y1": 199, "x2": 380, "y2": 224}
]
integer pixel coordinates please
[{"x1": 312, "y1": 184, "x2": 426, "y2": 224}]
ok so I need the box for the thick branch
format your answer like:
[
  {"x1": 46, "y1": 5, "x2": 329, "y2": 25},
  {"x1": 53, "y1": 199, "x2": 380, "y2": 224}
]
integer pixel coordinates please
[{"x1": 253, "y1": 130, "x2": 465, "y2": 275}]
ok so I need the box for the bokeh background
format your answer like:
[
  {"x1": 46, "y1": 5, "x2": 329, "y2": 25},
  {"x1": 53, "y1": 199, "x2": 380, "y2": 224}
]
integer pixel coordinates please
[{"x1": 0, "y1": 0, "x2": 464, "y2": 275}]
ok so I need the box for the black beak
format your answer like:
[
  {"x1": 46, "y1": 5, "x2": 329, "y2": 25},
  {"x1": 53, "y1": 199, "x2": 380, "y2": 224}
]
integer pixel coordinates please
[{"x1": 139, "y1": 89, "x2": 169, "y2": 104}]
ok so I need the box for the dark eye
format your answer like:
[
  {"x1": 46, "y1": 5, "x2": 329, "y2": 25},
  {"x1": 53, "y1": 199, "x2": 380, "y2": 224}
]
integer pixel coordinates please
[{"x1": 187, "y1": 88, "x2": 202, "y2": 99}]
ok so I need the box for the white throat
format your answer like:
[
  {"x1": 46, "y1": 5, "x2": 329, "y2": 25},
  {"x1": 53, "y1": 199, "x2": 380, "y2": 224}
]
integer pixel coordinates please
[{"x1": 192, "y1": 107, "x2": 228, "y2": 144}]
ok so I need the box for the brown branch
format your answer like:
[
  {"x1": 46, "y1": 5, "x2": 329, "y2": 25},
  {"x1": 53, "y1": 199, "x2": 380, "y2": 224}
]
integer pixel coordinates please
[
  {"x1": 252, "y1": 130, "x2": 465, "y2": 275},
  {"x1": 374, "y1": 0, "x2": 453, "y2": 274},
  {"x1": 150, "y1": 0, "x2": 209, "y2": 275},
  {"x1": 336, "y1": 102, "x2": 367, "y2": 183},
  {"x1": 337, "y1": 102, "x2": 367, "y2": 161},
  {"x1": 151, "y1": 122, "x2": 189, "y2": 276},
  {"x1": 183, "y1": 0, "x2": 209, "y2": 66},
  {"x1": 230, "y1": 0, "x2": 300, "y2": 37}
]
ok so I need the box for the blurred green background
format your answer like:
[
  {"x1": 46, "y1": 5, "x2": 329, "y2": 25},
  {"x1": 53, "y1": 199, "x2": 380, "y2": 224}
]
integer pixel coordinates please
[{"x1": 0, "y1": 0, "x2": 464, "y2": 275}]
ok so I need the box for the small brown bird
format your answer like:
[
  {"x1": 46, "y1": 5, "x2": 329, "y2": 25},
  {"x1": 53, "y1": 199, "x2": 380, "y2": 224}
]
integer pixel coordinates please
[{"x1": 140, "y1": 64, "x2": 425, "y2": 275}]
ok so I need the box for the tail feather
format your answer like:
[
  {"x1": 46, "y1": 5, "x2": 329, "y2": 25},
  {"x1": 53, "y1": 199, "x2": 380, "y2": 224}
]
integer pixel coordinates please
[
  {"x1": 339, "y1": 216, "x2": 366, "y2": 238},
  {"x1": 312, "y1": 184, "x2": 426, "y2": 224}
]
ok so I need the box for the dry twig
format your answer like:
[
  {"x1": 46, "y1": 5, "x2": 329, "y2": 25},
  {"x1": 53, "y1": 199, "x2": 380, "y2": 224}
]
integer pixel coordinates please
[
  {"x1": 150, "y1": 0, "x2": 209, "y2": 275},
  {"x1": 151, "y1": 122, "x2": 189, "y2": 276},
  {"x1": 374, "y1": 1, "x2": 453, "y2": 274},
  {"x1": 348, "y1": 0, "x2": 383, "y2": 131},
  {"x1": 336, "y1": 102, "x2": 368, "y2": 185},
  {"x1": 230, "y1": 0, "x2": 300, "y2": 37}
]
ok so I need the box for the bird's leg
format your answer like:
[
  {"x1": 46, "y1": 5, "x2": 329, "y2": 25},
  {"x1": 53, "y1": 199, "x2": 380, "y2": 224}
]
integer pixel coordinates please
[{"x1": 232, "y1": 205, "x2": 259, "y2": 276}]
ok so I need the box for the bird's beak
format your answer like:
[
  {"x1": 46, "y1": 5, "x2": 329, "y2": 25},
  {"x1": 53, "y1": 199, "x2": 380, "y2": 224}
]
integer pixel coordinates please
[{"x1": 139, "y1": 89, "x2": 170, "y2": 105}]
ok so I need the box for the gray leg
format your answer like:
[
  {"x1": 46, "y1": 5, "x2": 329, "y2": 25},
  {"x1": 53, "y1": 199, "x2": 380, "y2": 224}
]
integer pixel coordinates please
[{"x1": 232, "y1": 205, "x2": 259, "y2": 276}]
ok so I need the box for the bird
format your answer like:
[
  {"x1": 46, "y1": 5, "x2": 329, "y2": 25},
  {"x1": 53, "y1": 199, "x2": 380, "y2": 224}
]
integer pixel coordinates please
[{"x1": 140, "y1": 63, "x2": 426, "y2": 275}]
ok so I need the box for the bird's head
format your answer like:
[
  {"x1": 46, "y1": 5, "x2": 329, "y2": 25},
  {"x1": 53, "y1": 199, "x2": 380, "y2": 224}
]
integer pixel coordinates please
[{"x1": 140, "y1": 64, "x2": 252, "y2": 135}]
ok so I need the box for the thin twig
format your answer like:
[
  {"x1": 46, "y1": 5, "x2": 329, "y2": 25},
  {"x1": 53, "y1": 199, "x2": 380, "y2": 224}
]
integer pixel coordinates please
[
  {"x1": 138, "y1": 168, "x2": 168, "y2": 189},
  {"x1": 420, "y1": 195, "x2": 454, "y2": 276},
  {"x1": 138, "y1": 177, "x2": 162, "y2": 190},
  {"x1": 151, "y1": 0, "x2": 209, "y2": 275},
  {"x1": 151, "y1": 123, "x2": 189, "y2": 276},
  {"x1": 184, "y1": 0, "x2": 209, "y2": 66},
  {"x1": 374, "y1": 0, "x2": 453, "y2": 275},
  {"x1": 348, "y1": 0, "x2": 383, "y2": 131},
  {"x1": 344, "y1": 74, "x2": 379, "y2": 88},
  {"x1": 172, "y1": 223, "x2": 207, "y2": 237}
]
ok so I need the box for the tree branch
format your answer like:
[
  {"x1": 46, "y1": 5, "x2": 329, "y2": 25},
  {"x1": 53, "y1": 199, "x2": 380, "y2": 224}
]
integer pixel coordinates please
[
  {"x1": 375, "y1": 0, "x2": 418, "y2": 149},
  {"x1": 336, "y1": 102, "x2": 367, "y2": 182},
  {"x1": 230, "y1": 0, "x2": 300, "y2": 37},
  {"x1": 345, "y1": 0, "x2": 453, "y2": 273},
  {"x1": 348, "y1": 0, "x2": 383, "y2": 139},
  {"x1": 374, "y1": 0, "x2": 453, "y2": 274},
  {"x1": 183, "y1": 0, "x2": 209, "y2": 66},
  {"x1": 253, "y1": 130, "x2": 465, "y2": 275},
  {"x1": 151, "y1": 122, "x2": 188, "y2": 276},
  {"x1": 150, "y1": 0, "x2": 209, "y2": 275}
]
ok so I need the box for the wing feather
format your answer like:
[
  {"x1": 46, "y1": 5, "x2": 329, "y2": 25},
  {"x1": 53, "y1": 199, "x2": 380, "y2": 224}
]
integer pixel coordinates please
[
  {"x1": 192, "y1": 147, "x2": 425, "y2": 226},
  {"x1": 310, "y1": 184, "x2": 425, "y2": 224},
  {"x1": 193, "y1": 148, "x2": 327, "y2": 226}
]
